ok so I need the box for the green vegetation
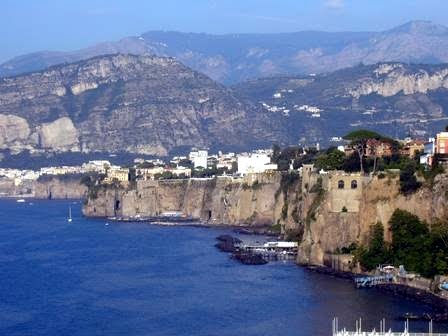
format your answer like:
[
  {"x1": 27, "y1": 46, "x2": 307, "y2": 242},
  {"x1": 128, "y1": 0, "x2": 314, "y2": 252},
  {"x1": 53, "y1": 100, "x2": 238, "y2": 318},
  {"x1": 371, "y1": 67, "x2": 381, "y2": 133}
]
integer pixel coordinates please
[
  {"x1": 281, "y1": 204, "x2": 288, "y2": 220},
  {"x1": 38, "y1": 173, "x2": 85, "y2": 183},
  {"x1": 355, "y1": 210, "x2": 448, "y2": 278},
  {"x1": 276, "y1": 171, "x2": 300, "y2": 199},
  {"x1": 343, "y1": 129, "x2": 384, "y2": 174},
  {"x1": 305, "y1": 180, "x2": 325, "y2": 227},
  {"x1": 358, "y1": 222, "x2": 390, "y2": 271},
  {"x1": 399, "y1": 162, "x2": 421, "y2": 195},
  {"x1": 272, "y1": 145, "x2": 305, "y2": 171},
  {"x1": 315, "y1": 147, "x2": 345, "y2": 171},
  {"x1": 251, "y1": 180, "x2": 262, "y2": 190},
  {"x1": 271, "y1": 222, "x2": 282, "y2": 234}
]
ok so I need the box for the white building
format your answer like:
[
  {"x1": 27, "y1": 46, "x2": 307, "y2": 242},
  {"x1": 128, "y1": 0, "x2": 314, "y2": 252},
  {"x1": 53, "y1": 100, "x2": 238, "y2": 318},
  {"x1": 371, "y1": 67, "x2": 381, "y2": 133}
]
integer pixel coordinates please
[
  {"x1": 237, "y1": 153, "x2": 275, "y2": 175},
  {"x1": 81, "y1": 160, "x2": 111, "y2": 174},
  {"x1": 189, "y1": 150, "x2": 208, "y2": 169}
]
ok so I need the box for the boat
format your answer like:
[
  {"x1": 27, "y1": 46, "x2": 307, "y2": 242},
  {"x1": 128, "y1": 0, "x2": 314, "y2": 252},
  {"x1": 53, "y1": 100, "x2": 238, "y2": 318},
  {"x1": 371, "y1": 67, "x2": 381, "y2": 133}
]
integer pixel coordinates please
[
  {"x1": 68, "y1": 206, "x2": 73, "y2": 223},
  {"x1": 16, "y1": 199, "x2": 26, "y2": 203}
]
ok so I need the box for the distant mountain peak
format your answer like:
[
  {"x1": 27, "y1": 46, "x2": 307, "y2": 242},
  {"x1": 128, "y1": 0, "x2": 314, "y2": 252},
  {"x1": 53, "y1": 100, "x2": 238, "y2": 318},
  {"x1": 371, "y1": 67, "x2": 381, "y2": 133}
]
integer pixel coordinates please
[
  {"x1": 3, "y1": 21, "x2": 448, "y2": 82},
  {"x1": 388, "y1": 20, "x2": 448, "y2": 35}
]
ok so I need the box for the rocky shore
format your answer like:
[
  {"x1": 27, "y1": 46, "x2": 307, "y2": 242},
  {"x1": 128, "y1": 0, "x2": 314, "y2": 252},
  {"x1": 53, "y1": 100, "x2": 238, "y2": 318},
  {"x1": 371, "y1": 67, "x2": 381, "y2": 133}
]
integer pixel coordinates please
[
  {"x1": 304, "y1": 265, "x2": 448, "y2": 316},
  {"x1": 215, "y1": 235, "x2": 268, "y2": 265}
]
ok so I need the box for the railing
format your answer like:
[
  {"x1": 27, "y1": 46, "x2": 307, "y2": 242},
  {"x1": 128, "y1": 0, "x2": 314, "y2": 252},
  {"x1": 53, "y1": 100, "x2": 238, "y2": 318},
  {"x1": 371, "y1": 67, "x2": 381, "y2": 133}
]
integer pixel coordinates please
[
  {"x1": 354, "y1": 275, "x2": 394, "y2": 288},
  {"x1": 334, "y1": 332, "x2": 447, "y2": 336},
  {"x1": 332, "y1": 318, "x2": 447, "y2": 336}
]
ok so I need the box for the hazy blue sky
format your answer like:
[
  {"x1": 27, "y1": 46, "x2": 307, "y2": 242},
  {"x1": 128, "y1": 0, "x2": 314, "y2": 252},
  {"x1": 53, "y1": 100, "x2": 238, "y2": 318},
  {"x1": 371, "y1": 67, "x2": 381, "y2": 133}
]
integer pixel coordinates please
[{"x1": 1, "y1": 0, "x2": 447, "y2": 62}]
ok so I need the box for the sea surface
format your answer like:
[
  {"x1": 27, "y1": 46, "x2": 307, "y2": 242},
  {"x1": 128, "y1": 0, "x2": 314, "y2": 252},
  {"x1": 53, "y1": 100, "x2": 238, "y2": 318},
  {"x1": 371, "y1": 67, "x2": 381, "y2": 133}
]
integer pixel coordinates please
[{"x1": 0, "y1": 199, "x2": 447, "y2": 336}]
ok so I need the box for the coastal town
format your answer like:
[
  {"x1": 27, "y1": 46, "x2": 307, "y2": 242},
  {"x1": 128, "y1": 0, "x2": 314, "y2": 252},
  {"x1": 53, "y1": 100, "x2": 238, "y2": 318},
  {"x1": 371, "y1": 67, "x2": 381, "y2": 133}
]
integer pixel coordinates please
[{"x1": 1, "y1": 129, "x2": 447, "y2": 198}]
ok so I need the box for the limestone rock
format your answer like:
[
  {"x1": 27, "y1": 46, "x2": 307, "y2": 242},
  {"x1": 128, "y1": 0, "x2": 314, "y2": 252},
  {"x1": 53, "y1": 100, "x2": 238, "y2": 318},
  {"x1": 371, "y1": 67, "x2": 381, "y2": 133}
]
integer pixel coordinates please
[
  {"x1": 38, "y1": 117, "x2": 79, "y2": 151},
  {"x1": 0, "y1": 114, "x2": 30, "y2": 148},
  {"x1": 0, "y1": 54, "x2": 283, "y2": 155}
]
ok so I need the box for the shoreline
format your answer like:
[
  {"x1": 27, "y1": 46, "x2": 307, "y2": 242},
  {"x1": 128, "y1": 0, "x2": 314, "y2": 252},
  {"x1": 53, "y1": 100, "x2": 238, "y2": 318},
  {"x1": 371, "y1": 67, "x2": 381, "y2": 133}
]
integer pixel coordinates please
[
  {"x1": 6, "y1": 197, "x2": 446, "y2": 313},
  {"x1": 99, "y1": 215, "x2": 280, "y2": 236},
  {"x1": 304, "y1": 265, "x2": 448, "y2": 314}
]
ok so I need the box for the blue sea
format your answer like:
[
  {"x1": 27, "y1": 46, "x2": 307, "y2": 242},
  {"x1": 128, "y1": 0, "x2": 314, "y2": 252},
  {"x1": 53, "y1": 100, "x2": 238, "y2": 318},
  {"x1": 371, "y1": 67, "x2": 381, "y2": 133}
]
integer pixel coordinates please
[{"x1": 0, "y1": 199, "x2": 446, "y2": 336}]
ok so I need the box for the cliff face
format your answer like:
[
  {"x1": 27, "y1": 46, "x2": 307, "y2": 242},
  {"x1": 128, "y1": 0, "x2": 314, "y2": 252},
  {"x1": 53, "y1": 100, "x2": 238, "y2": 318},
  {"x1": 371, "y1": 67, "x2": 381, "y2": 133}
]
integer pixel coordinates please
[
  {"x1": 0, "y1": 54, "x2": 284, "y2": 156},
  {"x1": 83, "y1": 171, "x2": 448, "y2": 266},
  {"x1": 298, "y1": 172, "x2": 448, "y2": 265},
  {"x1": 34, "y1": 177, "x2": 87, "y2": 199},
  {"x1": 83, "y1": 175, "x2": 287, "y2": 227},
  {"x1": 0, "y1": 175, "x2": 87, "y2": 199}
]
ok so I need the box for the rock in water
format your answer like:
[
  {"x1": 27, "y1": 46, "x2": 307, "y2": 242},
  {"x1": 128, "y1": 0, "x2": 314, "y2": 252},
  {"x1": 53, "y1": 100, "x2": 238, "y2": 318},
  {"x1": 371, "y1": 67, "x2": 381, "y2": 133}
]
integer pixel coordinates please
[{"x1": 233, "y1": 252, "x2": 268, "y2": 265}]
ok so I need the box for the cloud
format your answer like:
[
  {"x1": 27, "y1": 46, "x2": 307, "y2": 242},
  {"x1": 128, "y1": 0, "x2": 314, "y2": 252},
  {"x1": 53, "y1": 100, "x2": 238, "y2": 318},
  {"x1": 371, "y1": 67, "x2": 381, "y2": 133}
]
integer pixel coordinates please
[{"x1": 324, "y1": 0, "x2": 345, "y2": 10}]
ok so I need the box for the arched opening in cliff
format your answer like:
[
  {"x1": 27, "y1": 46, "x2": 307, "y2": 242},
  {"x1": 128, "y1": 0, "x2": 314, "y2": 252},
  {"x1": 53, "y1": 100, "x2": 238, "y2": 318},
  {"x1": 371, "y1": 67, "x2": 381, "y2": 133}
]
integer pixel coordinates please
[
  {"x1": 351, "y1": 180, "x2": 358, "y2": 189},
  {"x1": 338, "y1": 180, "x2": 345, "y2": 189},
  {"x1": 115, "y1": 200, "x2": 121, "y2": 211}
]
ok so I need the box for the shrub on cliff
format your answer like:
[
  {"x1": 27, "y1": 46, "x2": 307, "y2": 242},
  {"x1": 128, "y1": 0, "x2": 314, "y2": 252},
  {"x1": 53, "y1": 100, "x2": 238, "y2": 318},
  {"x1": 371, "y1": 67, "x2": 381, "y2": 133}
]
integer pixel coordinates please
[
  {"x1": 359, "y1": 222, "x2": 390, "y2": 271},
  {"x1": 389, "y1": 209, "x2": 434, "y2": 276},
  {"x1": 399, "y1": 163, "x2": 421, "y2": 195}
]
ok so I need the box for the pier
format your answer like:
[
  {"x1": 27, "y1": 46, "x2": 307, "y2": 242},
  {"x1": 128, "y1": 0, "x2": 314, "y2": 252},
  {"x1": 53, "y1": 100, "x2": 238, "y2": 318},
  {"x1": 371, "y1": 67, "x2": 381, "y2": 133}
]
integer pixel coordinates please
[
  {"x1": 354, "y1": 274, "x2": 394, "y2": 288},
  {"x1": 332, "y1": 318, "x2": 448, "y2": 336},
  {"x1": 235, "y1": 241, "x2": 298, "y2": 260}
]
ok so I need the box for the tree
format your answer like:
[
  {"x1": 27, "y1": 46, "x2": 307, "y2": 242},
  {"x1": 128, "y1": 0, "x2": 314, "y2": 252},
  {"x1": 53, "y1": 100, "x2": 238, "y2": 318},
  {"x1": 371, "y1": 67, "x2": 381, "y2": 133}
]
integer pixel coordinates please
[
  {"x1": 315, "y1": 147, "x2": 345, "y2": 171},
  {"x1": 359, "y1": 222, "x2": 390, "y2": 271},
  {"x1": 272, "y1": 143, "x2": 281, "y2": 164},
  {"x1": 399, "y1": 162, "x2": 421, "y2": 195},
  {"x1": 137, "y1": 161, "x2": 155, "y2": 169},
  {"x1": 389, "y1": 209, "x2": 433, "y2": 276},
  {"x1": 343, "y1": 130, "x2": 383, "y2": 174}
]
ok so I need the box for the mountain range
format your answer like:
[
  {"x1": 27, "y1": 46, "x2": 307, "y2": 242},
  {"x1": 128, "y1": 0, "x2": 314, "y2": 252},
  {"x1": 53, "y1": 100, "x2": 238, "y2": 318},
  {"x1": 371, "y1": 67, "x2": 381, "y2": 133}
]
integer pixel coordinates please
[
  {"x1": 234, "y1": 62, "x2": 448, "y2": 145},
  {"x1": 1, "y1": 53, "x2": 448, "y2": 157},
  {"x1": 0, "y1": 54, "x2": 285, "y2": 156},
  {"x1": 1, "y1": 21, "x2": 448, "y2": 159},
  {"x1": 2, "y1": 21, "x2": 448, "y2": 84}
]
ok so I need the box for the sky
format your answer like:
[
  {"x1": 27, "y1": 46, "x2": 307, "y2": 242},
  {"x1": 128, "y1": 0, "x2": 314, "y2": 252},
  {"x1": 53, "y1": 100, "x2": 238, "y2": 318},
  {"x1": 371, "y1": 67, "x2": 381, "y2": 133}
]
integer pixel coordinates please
[{"x1": 1, "y1": 0, "x2": 448, "y2": 62}]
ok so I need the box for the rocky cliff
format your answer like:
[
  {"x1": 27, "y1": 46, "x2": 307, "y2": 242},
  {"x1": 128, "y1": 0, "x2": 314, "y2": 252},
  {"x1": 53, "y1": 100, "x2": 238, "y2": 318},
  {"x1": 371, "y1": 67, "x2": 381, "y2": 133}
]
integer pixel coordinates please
[
  {"x1": 0, "y1": 54, "x2": 284, "y2": 156},
  {"x1": 0, "y1": 175, "x2": 87, "y2": 199},
  {"x1": 298, "y1": 172, "x2": 448, "y2": 265},
  {"x1": 34, "y1": 176, "x2": 87, "y2": 199},
  {"x1": 83, "y1": 175, "x2": 288, "y2": 227},
  {"x1": 235, "y1": 62, "x2": 448, "y2": 146},
  {"x1": 83, "y1": 170, "x2": 448, "y2": 267}
]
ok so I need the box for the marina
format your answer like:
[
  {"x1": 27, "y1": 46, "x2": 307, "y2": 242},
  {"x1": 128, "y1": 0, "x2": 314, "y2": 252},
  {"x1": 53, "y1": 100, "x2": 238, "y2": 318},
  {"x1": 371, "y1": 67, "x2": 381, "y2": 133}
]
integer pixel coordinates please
[{"x1": 332, "y1": 318, "x2": 448, "y2": 336}]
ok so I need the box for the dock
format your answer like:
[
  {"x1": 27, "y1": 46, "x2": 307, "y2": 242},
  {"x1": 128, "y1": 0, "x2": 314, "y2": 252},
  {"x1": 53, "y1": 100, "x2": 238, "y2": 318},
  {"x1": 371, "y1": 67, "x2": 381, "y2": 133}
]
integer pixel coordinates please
[
  {"x1": 332, "y1": 318, "x2": 447, "y2": 336},
  {"x1": 354, "y1": 274, "x2": 394, "y2": 288},
  {"x1": 235, "y1": 241, "x2": 298, "y2": 261}
]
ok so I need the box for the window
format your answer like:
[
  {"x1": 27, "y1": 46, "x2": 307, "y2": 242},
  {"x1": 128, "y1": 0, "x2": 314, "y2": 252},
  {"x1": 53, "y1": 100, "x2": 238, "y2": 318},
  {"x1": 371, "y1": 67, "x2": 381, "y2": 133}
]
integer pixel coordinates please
[
  {"x1": 351, "y1": 180, "x2": 358, "y2": 189},
  {"x1": 338, "y1": 180, "x2": 345, "y2": 189}
]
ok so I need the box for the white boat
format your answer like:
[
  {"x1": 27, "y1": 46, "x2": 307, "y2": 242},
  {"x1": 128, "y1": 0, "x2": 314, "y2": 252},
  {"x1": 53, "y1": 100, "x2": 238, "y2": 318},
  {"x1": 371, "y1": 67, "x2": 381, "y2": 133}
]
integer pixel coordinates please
[
  {"x1": 68, "y1": 206, "x2": 73, "y2": 223},
  {"x1": 16, "y1": 199, "x2": 26, "y2": 203}
]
